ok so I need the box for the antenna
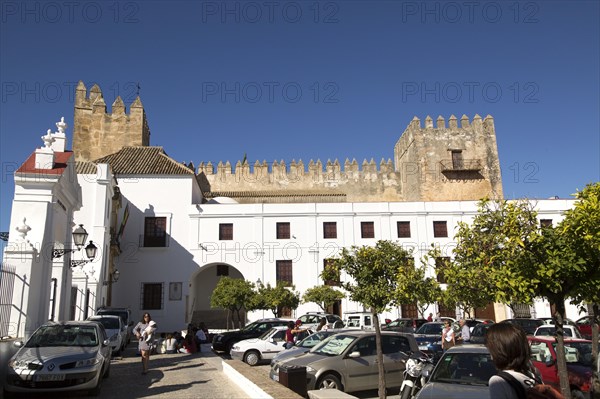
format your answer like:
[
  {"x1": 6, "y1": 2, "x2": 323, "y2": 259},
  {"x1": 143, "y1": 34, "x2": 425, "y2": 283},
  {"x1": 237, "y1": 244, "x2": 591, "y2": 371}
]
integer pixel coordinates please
[{"x1": 136, "y1": 82, "x2": 141, "y2": 96}]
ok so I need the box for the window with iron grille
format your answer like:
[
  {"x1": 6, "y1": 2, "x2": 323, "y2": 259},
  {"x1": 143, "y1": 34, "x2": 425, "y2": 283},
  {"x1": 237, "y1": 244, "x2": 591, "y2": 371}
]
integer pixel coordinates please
[
  {"x1": 219, "y1": 223, "x2": 233, "y2": 240},
  {"x1": 433, "y1": 221, "x2": 448, "y2": 238},
  {"x1": 217, "y1": 264, "x2": 229, "y2": 276},
  {"x1": 276, "y1": 260, "x2": 293, "y2": 286},
  {"x1": 141, "y1": 283, "x2": 163, "y2": 310},
  {"x1": 276, "y1": 222, "x2": 290, "y2": 239},
  {"x1": 451, "y1": 150, "x2": 464, "y2": 170},
  {"x1": 323, "y1": 222, "x2": 337, "y2": 239},
  {"x1": 397, "y1": 221, "x2": 411, "y2": 238},
  {"x1": 144, "y1": 217, "x2": 167, "y2": 247},
  {"x1": 323, "y1": 258, "x2": 340, "y2": 286},
  {"x1": 540, "y1": 219, "x2": 553, "y2": 228},
  {"x1": 435, "y1": 257, "x2": 450, "y2": 284},
  {"x1": 361, "y1": 222, "x2": 375, "y2": 239}
]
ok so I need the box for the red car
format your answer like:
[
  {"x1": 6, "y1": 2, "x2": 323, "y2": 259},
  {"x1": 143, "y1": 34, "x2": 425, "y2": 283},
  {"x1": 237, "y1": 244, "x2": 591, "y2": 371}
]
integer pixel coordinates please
[
  {"x1": 576, "y1": 316, "x2": 595, "y2": 340},
  {"x1": 527, "y1": 336, "x2": 594, "y2": 398}
]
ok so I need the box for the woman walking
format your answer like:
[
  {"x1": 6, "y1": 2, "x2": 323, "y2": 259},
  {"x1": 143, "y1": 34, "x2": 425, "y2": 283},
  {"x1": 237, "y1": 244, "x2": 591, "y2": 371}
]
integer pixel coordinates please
[{"x1": 134, "y1": 313, "x2": 153, "y2": 374}]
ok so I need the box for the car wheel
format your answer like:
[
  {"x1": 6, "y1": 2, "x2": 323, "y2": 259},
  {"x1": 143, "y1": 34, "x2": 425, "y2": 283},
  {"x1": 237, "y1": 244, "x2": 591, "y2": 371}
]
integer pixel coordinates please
[
  {"x1": 318, "y1": 373, "x2": 343, "y2": 391},
  {"x1": 571, "y1": 389, "x2": 584, "y2": 399},
  {"x1": 244, "y1": 350, "x2": 261, "y2": 366}
]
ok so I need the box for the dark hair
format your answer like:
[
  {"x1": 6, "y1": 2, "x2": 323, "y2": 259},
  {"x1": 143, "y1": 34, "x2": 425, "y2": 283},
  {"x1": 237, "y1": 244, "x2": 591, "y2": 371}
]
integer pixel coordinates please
[
  {"x1": 141, "y1": 313, "x2": 152, "y2": 323},
  {"x1": 288, "y1": 321, "x2": 295, "y2": 329},
  {"x1": 485, "y1": 322, "x2": 531, "y2": 373}
]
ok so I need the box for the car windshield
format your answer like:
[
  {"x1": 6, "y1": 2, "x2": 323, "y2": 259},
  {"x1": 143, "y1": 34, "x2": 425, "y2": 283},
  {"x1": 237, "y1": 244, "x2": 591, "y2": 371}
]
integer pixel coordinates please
[
  {"x1": 26, "y1": 325, "x2": 98, "y2": 347},
  {"x1": 98, "y1": 310, "x2": 127, "y2": 325},
  {"x1": 259, "y1": 327, "x2": 278, "y2": 340},
  {"x1": 416, "y1": 323, "x2": 442, "y2": 335},
  {"x1": 298, "y1": 332, "x2": 330, "y2": 348},
  {"x1": 536, "y1": 327, "x2": 573, "y2": 337},
  {"x1": 311, "y1": 334, "x2": 356, "y2": 356},
  {"x1": 553, "y1": 342, "x2": 594, "y2": 367},
  {"x1": 92, "y1": 317, "x2": 120, "y2": 329},
  {"x1": 430, "y1": 352, "x2": 496, "y2": 385}
]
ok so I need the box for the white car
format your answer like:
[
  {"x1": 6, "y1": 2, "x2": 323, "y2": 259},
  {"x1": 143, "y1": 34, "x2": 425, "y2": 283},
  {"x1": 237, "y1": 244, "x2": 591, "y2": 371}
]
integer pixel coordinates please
[
  {"x1": 533, "y1": 324, "x2": 582, "y2": 339},
  {"x1": 88, "y1": 315, "x2": 127, "y2": 355},
  {"x1": 230, "y1": 326, "x2": 313, "y2": 366}
]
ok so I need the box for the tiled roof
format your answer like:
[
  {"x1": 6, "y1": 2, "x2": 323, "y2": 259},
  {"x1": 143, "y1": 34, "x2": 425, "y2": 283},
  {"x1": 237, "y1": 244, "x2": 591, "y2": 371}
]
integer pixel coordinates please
[
  {"x1": 16, "y1": 151, "x2": 73, "y2": 175},
  {"x1": 94, "y1": 147, "x2": 194, "y2": 175},
  {"x1": 76, "y1": 161, "x2": 98, "y2": 174}
]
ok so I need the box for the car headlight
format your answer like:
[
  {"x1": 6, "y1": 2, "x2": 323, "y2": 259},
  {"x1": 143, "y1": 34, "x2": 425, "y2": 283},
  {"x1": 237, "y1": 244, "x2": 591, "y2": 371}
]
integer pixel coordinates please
[
  {"x1": 306, "y1": 366, "x2": 317, "y2": 374},
  {"x1": 216, "y1": 336, "x2": 223, "y2": 342},
  {"x1": 75, "y1": 358, "x2": 100, "y2": 368},
  {"x1": 8, "y1": 359, "x2": 27, "y2": 368},
  {"x1": 232, "y1": 345, "x2": 239, "y2": 351}
]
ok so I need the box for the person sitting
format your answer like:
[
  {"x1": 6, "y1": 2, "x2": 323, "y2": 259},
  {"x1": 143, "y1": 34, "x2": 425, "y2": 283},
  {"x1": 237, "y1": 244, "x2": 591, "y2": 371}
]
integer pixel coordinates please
[
  {"x1": 163, "y1": 333, "x2": 178, "y2": 354},
  {"x1": 179, "y1": 334, "x2": 197, "y2": 354}
]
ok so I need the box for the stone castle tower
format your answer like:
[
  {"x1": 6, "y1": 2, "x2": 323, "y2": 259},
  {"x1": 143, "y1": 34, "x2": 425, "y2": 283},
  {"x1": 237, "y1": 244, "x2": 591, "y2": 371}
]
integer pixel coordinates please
[
  {"x1": 72, "y1": 81, "x2": 150, "y2": 162},
  {"x1": 71, "y1": 82, "x2": 503, "y2": 202}
]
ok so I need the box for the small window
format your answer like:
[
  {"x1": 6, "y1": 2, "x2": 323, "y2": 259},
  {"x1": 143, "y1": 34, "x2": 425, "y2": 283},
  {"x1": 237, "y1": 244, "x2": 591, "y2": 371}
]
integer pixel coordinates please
[
  {"x1": 276, "y1": 222, "x2": 290, "y2": 239},
  {"x1": 435, "y1": 257, "x2": 450, "y2": 284},
  {"x1": 540, "y1": 219, "x2": 553, "y2": 228},
  {"x1": 144, "y1": 217, "x2": 167, "y2": 247},
  {"x1": 361, "y1": 222, "x2": 375, "y2": 239},
  {"x1": 397, "y1": 221, "x2": 411, "y2": 238},
  {"x1": 323, "y1": 222, "x2": 337, "y2": 239},
  {"x1": 217, "y1": 264, "x2": 229, "y2": 276},
  {"x1": 433, "y1": 221, "x2": 448, "y2": 238},
  {"x1": 141, "y1": 283, "x2": 163, "y2": 310},
  {"x1": 276, "y1": 260, "x2": 293, "y2": 286},
  {"x1": 323, "y1": 258, "x2": 340, "y2": 286},
  {"x1": 219, "y1": 223, "x2": 233, "y2": 240}
]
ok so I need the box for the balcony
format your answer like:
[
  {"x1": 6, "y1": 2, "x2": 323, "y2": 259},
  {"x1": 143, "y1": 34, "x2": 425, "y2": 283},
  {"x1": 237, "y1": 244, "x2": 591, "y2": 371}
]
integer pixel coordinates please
[{"x1": 439, "y1": 159, "x2": 482, "y2": 172}]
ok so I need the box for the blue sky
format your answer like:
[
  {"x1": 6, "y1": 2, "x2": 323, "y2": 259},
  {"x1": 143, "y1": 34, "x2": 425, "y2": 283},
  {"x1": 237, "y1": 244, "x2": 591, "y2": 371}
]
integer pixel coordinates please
[{"x1": 1, "y1": 0, "x2": 599, "y2": 241}]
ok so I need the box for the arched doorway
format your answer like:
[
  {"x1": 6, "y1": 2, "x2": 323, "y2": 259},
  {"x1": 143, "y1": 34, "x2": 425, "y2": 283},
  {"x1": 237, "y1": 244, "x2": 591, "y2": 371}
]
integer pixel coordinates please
[{"x1": 187, "y1": 263, "x2": 247, "y2": 329}]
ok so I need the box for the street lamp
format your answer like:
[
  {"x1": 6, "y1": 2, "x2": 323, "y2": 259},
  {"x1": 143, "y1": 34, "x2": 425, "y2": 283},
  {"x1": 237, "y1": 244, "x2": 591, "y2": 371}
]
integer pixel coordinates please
[
  {"x1": 52, "y1": 224, "x2": 98, "y2": 267},
  {"x1": 103, "y1": 269, "x2": 120, "y2": 286}
]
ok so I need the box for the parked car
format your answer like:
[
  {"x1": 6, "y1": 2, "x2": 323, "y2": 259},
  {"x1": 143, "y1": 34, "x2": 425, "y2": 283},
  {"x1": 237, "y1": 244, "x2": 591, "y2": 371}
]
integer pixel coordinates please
[
  {"x1": 4, "y1": 321, "x2": 111, "y2": 397},
  {"x1": 470, "y1": 323, "x2": 493, "y2": 344},
  {"x1": 501, "y1": 318, "x2": 545, "y2": 335},
  {"x1": 271, "y1": 330, "x2": 419, "y2": 393},
  {"x1": 87, "y1": 315, "x2": 127, "y2": 355},
  {"x1": 231, "y1": 326, "x2": 314, "y2": 366},
  {"x1": 296, "y1": 313, "x2": 343, "y2": 330},
  {"x1": 382, "y1": 318, "x2": 428, "y2": 333},
  {"x1": 528, "y1": 336, "x2": 594, "y2": 398},
  {"x1": 575, "y1": 316, "x2": 596, "y2": 340},
  {"x1": 539, "y1": 317, "x2": 577, "y2": 326},
  {"x1": 342, "y1": 311, "x2": 376, "y2": 330},
  {"x1": 270, "y1": 329, "x2": 352, "y2": 377},
  {"x1": 534, "y1": 325, "x2": 583, "y2": 339},
  {"x1": 415, "y1": 345, "x2": 498, "y2": 399},
  {"x1": 96, "y1": 307, "x2": 134, "y2": 344},
  {"x1": 211, "y1": 318, "x2": 292, "y2": 354},
  {"x1": 414, "y1": 322, "x2": 444, "y2": 357}
]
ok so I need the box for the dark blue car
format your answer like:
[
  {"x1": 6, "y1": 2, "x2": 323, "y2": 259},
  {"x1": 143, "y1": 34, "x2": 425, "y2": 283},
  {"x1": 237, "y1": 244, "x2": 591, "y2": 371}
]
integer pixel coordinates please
[{"x1": 414, "y1": 322, "x2": 444, "y2": 359}]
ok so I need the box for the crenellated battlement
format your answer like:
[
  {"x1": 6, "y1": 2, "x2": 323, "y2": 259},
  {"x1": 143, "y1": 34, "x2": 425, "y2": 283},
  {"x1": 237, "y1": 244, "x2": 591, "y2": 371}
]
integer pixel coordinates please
[
  {"x1": 73, "y1": 81, "x2": 150, "y2": 162},
  {"x1": 403, "y1": 114, "x2": 495, "y2": 132}
]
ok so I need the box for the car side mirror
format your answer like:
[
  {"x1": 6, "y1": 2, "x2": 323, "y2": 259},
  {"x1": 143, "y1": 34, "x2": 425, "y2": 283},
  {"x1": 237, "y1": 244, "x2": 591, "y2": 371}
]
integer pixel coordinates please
[
  {"x1": 103, "y1": 339, "x2": 111, "y2": 347},
  {"x1": 269, "y1": 337, "x2": 275, "y2": 343},
  {"x1": 545, "y1": 358, "x2": 555, "y2": 367},
  {"x1": 13, "y1": 341, "x2": 23, "y2": 348},
  {"x1": 348, "y1": 351, "x2": 361, "y2": 358}
]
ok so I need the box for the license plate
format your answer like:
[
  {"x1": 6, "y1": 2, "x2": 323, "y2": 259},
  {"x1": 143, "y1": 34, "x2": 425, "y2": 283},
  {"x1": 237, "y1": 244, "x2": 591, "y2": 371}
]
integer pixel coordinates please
[
  {"x1": 418, "y1": 345, "x2": 429, "y2": 351},
  {"x1": 35, "y1": 374, "x2": 66, "y2": 382}
]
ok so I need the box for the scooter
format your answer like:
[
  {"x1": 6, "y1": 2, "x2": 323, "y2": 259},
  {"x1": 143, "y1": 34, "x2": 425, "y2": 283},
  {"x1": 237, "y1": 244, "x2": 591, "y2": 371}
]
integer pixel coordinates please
[{"x1": 399, "y1": 352, "x2": 436, "y2": 399}]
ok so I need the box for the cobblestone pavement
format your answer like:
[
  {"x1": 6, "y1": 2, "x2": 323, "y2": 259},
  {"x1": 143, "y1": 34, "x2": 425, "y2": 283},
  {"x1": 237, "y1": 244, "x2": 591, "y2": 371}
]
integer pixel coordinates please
[{"x1": 19, "y1": 343, "x2": 249, "y2": 399}]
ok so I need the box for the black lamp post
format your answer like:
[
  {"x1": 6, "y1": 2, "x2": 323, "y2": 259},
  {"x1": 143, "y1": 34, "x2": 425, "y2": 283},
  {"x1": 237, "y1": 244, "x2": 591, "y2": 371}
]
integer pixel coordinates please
[
  {"x1": 52, "y1": 224, "x2": 98, "y2": 267},
  {"x1": 103, "y1": 269, "x2": 120, "y2": 285}
]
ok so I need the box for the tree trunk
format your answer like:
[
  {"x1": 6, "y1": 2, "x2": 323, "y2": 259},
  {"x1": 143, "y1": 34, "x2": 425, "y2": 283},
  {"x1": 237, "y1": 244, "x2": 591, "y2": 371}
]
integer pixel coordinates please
[
  {"x1": 373, "y1": 311, "x2": 386, "y2": 399},
  {"x1": 553, "y1": 300, "x2": 572, "y2": 399}
]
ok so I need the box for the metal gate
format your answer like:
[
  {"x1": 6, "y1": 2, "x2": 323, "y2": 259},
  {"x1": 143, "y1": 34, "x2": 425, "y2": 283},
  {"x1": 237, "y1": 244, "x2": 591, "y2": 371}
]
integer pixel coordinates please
[{"x1": 0, "y1": 263, "x2": 17, "y2": 337}]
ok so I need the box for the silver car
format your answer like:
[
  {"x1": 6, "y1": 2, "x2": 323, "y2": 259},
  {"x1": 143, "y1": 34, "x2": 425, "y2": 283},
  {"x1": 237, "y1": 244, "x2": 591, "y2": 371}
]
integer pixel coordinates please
[
  {"x1": 415, "y1": 345, "x2": 497, "y2": 399},
  {"x1": 272, "y1": 330, "x2": 418, "y2": 393},
  {"x1": 4, "y1": 321, "x2": 112, "y2": 396}
]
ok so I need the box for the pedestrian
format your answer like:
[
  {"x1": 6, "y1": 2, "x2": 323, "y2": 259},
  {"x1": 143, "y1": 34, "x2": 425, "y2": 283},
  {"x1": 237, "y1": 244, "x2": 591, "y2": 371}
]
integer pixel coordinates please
[
  {"x1": 435, "y1": 312, "x2": 442, "y2": 322},
  {"x1": 485, "y1": 322, "x2": 564, "y2": 399},
  {"x1": 459, "y1": 319, "x2": 470, "y2": 343},
  {"x1": 427, "y1": 313, "x2": 433, "y2": 322},
  {"x1": 134, "y1": 313, "x2": 153, "y2": 374},
  {"x1": 317, "y1": 317, "x2": 328, "y2": 331},
  {"x1": 441, "y1": 320, "x2": 455, "y2": 351}
]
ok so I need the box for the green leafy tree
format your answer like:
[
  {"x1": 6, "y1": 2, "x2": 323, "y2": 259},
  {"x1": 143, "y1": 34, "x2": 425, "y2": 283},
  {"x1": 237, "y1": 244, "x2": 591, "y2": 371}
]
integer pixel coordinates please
[
  {"x1": 323, "y1": 240, "x2": 412, "y2": 399},
  {"x1": 252, "y1": 281, "x2": 300, "y2": 318},
  {"x1": 210, "y1": 277, "x2": 256, "y2": 329},
  {"x1": 449, "y1": 197, "x2": 598, "y2": 399},
  {"x1": 302, "y1": 285, "x2": 346, "y2": 312},
  {"x1": 395, "y1": 255, "x2": 442, "y2": 318}
]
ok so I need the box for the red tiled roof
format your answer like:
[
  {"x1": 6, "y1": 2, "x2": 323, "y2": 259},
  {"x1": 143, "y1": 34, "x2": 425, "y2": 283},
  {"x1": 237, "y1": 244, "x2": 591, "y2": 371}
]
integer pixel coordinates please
[{"x1": 16, "y1": 151, "x2": 73, "y2": 175}]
